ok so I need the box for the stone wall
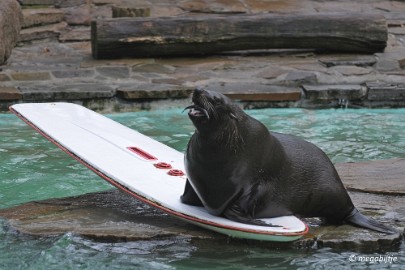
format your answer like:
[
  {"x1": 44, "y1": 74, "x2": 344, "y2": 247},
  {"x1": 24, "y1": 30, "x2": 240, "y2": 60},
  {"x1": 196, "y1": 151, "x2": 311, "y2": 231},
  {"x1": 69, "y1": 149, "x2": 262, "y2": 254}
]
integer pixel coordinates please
[{"x1": 1, "y1": 0, "x2": 405, "y2": 111}]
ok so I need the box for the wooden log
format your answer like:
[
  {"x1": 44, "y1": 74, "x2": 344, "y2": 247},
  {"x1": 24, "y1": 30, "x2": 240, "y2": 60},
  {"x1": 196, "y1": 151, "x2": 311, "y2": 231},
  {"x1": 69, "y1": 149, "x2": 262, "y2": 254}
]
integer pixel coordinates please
[{"x1": 91, "y1": 13, "x2": 387, "y2": 59}]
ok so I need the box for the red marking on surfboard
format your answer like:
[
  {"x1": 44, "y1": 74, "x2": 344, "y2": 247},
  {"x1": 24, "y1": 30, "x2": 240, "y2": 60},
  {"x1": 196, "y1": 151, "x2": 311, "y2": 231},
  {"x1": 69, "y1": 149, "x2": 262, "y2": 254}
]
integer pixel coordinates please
[
  {"x1": 127, "y1": 146, "x2": 157, "y2": 161},
  {"x1": 168, "y1": 169, "x2": 185, "y2": 176},
  {"x1": 154, "y1": 162, "x2": 172, "y2": 169}
]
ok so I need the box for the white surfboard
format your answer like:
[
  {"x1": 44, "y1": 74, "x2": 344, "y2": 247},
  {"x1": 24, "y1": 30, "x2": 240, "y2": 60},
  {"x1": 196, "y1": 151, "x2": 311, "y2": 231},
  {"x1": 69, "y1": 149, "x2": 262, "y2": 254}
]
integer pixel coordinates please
[{"x1": 10, "y1": 103, "x2": 308, "y2": 242}]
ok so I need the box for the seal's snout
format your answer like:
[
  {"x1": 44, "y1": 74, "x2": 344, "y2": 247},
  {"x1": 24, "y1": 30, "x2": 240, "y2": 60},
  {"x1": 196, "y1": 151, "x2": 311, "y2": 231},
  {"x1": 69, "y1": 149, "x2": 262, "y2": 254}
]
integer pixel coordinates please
[
  {"x1": 183, "y1": 104, "x2": 210, "y2": 119},
  {"x1": 183, "y1": 88, "x2": 211, "y2": 120}
]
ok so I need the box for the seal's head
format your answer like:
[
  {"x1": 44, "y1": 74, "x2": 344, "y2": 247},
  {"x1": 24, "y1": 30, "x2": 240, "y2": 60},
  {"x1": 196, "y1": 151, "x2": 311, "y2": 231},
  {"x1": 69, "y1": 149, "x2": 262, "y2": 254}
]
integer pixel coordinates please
[
  {"x1": 184, "y1": 88, "x2": 247, "y2": 152},
  {"x1": 184, "y1": 88, "x2": 244, "y2": 133}
]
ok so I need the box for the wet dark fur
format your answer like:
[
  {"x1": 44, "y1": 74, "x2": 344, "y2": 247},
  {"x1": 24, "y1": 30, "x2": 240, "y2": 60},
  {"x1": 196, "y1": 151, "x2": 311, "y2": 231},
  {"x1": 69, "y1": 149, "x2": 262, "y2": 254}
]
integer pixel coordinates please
[{"x1": 181, "y1": 88, "x2": 397, "y2": 234}]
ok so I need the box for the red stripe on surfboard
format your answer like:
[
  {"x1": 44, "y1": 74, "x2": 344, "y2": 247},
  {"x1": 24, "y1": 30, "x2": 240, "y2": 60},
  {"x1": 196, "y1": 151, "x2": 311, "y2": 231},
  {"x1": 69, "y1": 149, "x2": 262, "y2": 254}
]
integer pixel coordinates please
[
  {"x1": 127, "y1": 146, "x2": 158, "y2": 161},
  {"x1": 9, "y1": 105, "x2": 309, "y2": 237}
]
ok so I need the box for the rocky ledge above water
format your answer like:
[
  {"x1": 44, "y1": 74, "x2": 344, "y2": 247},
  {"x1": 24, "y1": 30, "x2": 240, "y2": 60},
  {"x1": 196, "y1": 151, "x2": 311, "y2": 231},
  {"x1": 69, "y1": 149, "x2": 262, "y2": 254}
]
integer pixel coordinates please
[{"x1": 0, "y1": 159, "x2": 404, "y2": 251}]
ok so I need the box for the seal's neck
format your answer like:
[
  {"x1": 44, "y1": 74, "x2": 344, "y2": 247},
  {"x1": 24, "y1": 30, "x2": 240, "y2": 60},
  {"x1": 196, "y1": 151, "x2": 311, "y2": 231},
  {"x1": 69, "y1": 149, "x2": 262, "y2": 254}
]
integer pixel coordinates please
[{"x1": 194, "y1": 117, "x2": 247, "y2": 155}]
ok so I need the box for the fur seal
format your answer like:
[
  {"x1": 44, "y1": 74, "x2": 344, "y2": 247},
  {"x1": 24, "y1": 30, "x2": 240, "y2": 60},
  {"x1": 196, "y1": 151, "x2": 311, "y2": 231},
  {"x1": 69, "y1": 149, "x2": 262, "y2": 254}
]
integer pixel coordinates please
[{"x1": 181, "y1": 88, "x2": 396, "y2": 234}]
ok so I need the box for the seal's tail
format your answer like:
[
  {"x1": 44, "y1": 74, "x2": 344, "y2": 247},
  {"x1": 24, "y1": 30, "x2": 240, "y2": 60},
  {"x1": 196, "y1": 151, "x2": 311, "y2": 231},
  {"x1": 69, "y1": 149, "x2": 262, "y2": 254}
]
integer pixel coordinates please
[{"x1": 344, "y1": 208, "x2": 398, "y2": 234}]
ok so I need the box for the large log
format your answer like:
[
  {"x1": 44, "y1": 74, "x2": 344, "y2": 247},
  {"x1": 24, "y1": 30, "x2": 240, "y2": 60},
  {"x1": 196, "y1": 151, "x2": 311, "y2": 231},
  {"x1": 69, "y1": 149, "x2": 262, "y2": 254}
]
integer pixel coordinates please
[{"x1": 91, "y1": 13, "x2": 387, "y2": 59}]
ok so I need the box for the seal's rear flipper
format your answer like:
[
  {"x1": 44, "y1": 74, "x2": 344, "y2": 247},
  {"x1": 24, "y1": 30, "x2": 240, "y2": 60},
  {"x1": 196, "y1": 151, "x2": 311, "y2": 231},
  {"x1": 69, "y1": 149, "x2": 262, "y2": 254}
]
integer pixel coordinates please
[
  {"x1": 344, "y1": 208, "x2": 398, "y2": 234},
  {"x1": 224, "y1": 205, "x2": 282, "y2": 227}
]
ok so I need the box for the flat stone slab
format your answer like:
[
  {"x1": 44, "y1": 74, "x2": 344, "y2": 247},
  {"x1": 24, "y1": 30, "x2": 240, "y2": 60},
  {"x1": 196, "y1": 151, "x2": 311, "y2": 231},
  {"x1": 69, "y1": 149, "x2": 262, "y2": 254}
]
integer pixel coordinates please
[
  {"x1": 0, "y1": 190, "x2": 214, "y2": 241},
  {"x1": 19, "y1": 83, "x2": 116, "y2": 100},
  {"x1": 207, "y1": 83, "x2": 301, "y2": 101},
  {"x1": 19, "y1": 22, "x2": 68, "y2": 43},
  {"x1": 366, "y1": 82, "x2": 405, "y2": 101},
  {"x1": 319, "y1": 56, "x2": 377, "y2": 67},
  {"x1": 0, "y1": 159, "x2": 403, "y2": 251},
  {"x1": 0, "y1": 87, "x2": 22, "y2": 100},
  {"x1": 19, "y1": 0, "x2": 54, "y2": 5},
  {"x1": 302, "y1": 84, "x2": 367, "y2": 101},
  {"x1": 22, "y1": 8, "x2": 65, "y2": 28},
  {"x1": 116, "y1": 84, "x2": 193, "y2": 100},
  {"x1": 336, "y1": 158, "x2": 405, "y2": 195}
]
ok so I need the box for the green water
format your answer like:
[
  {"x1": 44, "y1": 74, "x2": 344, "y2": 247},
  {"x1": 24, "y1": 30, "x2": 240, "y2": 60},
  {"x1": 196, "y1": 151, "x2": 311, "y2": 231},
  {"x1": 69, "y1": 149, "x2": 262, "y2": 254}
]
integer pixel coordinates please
[{"x1": 1, "y1": 108, "x2": 404, "y2": 269}]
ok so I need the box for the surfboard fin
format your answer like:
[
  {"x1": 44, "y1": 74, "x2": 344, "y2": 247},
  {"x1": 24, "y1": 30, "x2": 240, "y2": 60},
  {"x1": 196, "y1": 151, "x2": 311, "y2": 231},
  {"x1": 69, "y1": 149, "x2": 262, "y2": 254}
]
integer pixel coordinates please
[{"x1": 344, "y1": 208, "x2": 398, "y2": 234}]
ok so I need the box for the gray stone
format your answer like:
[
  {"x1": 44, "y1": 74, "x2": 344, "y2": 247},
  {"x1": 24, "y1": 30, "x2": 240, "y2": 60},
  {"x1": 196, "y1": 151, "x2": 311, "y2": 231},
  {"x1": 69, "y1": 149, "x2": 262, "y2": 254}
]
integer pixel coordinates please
[
  {"x1": 375, "y1": 50, "x2": 405, "y2": 72},
  {"x1": 19, "y1": 83, "x2": 116, "y2": 100},
  {"x1": 5, "y1": 56, "x2": 83, "y2": 72},
  {"x1": 22, "y1": 8, "x2": 64, "y2": 28},
  {"x1": 117, "y1": 83, "x2": 192, "y2": 99},
  {"x1": 256, "y1": 65, "x2": 288, "y2": 79},
  {"x1": 96, "y1": 66, "x2": 130, "y2": 78},
  {"x1": 178, "y1": 0, "x2": 247, "y2": 14},
  {"x1": 326, "y1": 66, "x2": 373, "y2": 76},
  {"x1": 0, "y1": 0, "x2": 23, "y2": 64},
  {"x1": 62, "y1": 6, "x2": 91, "y2": 26},
  {"x1": 0, "y1": 189, "x2": 214, "y2": 240},
  {"x1": 366, "y1": 82, "x2": 405, "y2": 101},
  {"x1": 132, "y1": 63, "x2": 176, "y2": 74},
  {"x1": 283, "y1": 71, "x2": 317, "y2": 86},
  {"x1": 51, "y1": 69, "x2": 95, "y2": 78},
  {"x1": 375, "y1": 57, "x2": 400, "y2": 71},
  {"x1": 54, "y1": 0, "x2": 86, "y2": 8},
  {"x1": 18, "y1": 0, "x2": 54, "y2": 5},
  {"x1": 112, "y1": 6, "x2": 151, "y2": 18},
  {"x1": 92, "y1": 0, "x2": 124, "y2": 4},
  {"x1": 150, "y1": 5, "x2": 184, "y2": 17},
  {"x1": 336, "y1": 158, "x2": 405, "y2": 195},
  {"x1": 319, "y1": 56, "x2": 377, "y2": 67},
  {"x1": 91, "y1": 5, "x2": 113, "y2": 21},
  {"x1": 207, "y1": 82, "x2": 301, "y2": 101},
  {"x1": 151, "y1": 78, "x2": 182, "y2": 85},
  {"x1": 302, "y1": 84, "x2": 367, "y2": 101},
  {"x1": 0, "y1": 87, "x2": 23, "y2": 100},
  {"x1": 59, "y1": 26, "x2": 91, "y2": 42},
  {"x1": 11, "y1": 71, "x2": 51, "y2": 81},
  {"x1": 18, "y1": 22, "x2": 67, "y2": 43},
  {"x1": 0, "y1": 74, "x2": 11, "y2": 81},
  {"x1": 388, "y1": 27, "x2": 405, "y2": 35}
]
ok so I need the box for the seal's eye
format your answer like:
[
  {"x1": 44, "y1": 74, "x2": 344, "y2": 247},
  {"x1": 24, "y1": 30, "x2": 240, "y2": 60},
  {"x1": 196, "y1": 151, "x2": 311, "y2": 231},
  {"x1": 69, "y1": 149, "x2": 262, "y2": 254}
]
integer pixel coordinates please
[{"x1": 213, "y1": 96, "x2": 222, "y2": 105}]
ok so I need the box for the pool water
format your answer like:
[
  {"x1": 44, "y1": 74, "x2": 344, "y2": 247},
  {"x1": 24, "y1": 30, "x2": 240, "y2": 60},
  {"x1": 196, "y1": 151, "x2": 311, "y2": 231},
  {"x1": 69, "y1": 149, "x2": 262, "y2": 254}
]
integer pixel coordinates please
[{"x1": 1, "y1": 108, "x2": 404, "y2": 269}]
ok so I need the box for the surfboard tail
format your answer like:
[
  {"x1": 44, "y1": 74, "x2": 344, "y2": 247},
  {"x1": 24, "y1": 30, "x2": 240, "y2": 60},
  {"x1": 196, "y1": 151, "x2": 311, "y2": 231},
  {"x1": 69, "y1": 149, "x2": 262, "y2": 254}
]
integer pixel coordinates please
[{"x1": 344, "y1": 208, "x2": 398, "y2": 234}]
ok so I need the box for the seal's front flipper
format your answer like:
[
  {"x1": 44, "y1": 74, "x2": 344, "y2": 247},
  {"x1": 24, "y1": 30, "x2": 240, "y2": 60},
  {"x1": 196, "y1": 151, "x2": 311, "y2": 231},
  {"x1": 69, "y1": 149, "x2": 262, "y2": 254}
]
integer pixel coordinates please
[
  {"x1": 180, "y1": 179, "x2": 204, "y2": 206},
  {"x1": 223, "y1": 205, "x2": 282, "y2": 227},
  {"x1": 344, "y1": 208, "x2": 398, "y2": 234}
]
